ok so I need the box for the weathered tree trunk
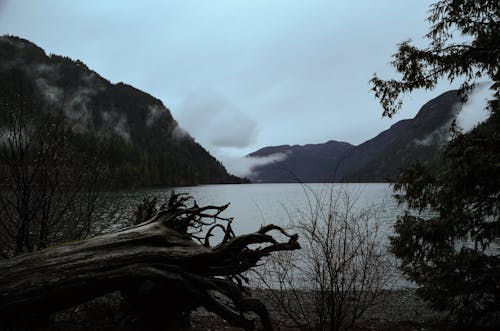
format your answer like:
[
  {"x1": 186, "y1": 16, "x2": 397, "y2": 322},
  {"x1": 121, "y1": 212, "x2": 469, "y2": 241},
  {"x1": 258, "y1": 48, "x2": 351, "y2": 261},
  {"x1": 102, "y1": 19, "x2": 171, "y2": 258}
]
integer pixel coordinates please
[{"x1": 0, "y1": 194, "x2": 300, "y2": 330}]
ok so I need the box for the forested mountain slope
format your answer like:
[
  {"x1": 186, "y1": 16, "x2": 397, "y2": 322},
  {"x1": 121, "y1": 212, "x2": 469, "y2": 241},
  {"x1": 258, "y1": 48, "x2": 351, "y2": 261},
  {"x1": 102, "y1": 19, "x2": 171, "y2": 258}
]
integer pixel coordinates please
[
  {"x1": 0, "y1": 35, "x2": 243, "y2": 187},
  {"x1": 249, "y1": 90, "x2": 461, "y2": 182}
]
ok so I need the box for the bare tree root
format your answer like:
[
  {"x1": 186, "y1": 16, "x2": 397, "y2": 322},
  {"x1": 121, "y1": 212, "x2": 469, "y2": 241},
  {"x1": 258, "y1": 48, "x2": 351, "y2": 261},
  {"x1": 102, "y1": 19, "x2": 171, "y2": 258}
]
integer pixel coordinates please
[{"x1": 0, "y1": 193, "x2": 300, "y2": 330}]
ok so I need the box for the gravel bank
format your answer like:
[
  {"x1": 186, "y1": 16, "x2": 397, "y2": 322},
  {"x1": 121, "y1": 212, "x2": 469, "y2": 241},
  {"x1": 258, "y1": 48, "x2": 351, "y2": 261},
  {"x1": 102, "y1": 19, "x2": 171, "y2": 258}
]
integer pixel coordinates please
[
  {"x1": 191, "y1": 288, "x2": 446, "y2": 330},
  {"x1": 2, "y1": 289, "x2": 445, "y2": 330}
]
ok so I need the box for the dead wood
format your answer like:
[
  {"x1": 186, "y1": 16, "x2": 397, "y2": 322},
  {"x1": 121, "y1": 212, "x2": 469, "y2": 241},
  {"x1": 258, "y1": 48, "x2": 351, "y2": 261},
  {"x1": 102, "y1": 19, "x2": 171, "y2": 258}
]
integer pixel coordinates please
[{"x1": 0, "y1": 193, "x2": 300, "y2": 330}]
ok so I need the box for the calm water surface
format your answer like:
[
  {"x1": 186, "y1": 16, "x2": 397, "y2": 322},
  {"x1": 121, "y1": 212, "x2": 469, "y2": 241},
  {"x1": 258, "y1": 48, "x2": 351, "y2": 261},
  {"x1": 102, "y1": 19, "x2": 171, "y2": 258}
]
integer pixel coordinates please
[
  {"x1": 114, "y1": 183, "x2": 496, "y2": 289},
  {"x1": 141, "y1": 183, "x2": 402, "y2": 237},
  {"x1": 120, "y1": 183, "x2": 420, "y2": 288}
]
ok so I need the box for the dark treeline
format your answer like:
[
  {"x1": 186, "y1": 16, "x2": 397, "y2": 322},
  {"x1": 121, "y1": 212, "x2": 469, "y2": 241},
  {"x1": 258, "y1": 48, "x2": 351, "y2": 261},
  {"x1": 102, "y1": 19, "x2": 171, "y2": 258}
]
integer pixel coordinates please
[{"x1": 0, "y1": 35, "x2": 244, "y2": 189}]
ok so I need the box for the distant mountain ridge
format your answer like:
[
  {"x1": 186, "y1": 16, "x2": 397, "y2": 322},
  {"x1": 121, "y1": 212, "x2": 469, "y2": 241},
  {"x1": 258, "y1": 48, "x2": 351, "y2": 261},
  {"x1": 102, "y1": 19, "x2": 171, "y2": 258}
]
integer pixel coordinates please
[
  {"x1": 0, "y1": 35, "x2": 243, "y2": 187},
  {"x1": 249, "y1": 140, "x2": 353, "y2": 182},
  {"x1": 249, "y1": 90, "x2": 461, "y2": 182}
]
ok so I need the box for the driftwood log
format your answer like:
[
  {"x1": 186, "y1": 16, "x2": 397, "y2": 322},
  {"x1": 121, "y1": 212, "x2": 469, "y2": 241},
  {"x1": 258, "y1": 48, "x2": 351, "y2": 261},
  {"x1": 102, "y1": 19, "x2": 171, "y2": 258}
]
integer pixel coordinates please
[{"x1": 0, "y1": 193, "x2": 300, "y2": 330}]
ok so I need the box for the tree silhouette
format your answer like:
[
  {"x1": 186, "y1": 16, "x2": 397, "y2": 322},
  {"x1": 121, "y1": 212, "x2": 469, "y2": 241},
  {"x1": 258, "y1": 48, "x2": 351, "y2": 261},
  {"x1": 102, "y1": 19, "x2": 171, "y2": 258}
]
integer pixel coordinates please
[{"x1": 371, "y1": 0, "x2": 499, "y2": 326}]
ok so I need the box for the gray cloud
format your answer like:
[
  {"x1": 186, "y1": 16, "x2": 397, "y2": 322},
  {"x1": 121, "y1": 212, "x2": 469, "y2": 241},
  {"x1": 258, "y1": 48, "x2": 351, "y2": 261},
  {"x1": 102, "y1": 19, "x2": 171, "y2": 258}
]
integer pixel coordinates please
[
  {"x1": 218, "y1": 152, "x2": 289, "y2": 178},
  {"x1": 35, "y1": 77, "x2": 63, "y2": 104},
  {"x1": 412, "y1": 83, "x2": 493, "y2": 147},
  {"x1": 2, "y1": 0, "x2": 460, "y2": 167},
  {"x1": 101, "y1": 111, "x2": 131, "y2": 142},
  {"x1": 208, "y1": 111, "x2": 257, "y2": 148},
  {"x1": 63, "y1": 83, "x2": 103, "y2": 135},
  {"x1": 176, "y1": 89, "x2": 258, "y2": 149},
  {"x1": 146, "y1": 104, "x2": 165, "y2": 127},
  {"x1": 171, "y1": 123, "x2": 189, "y2": 141},
  {"x1": 413, "y1": 118, "x2": 454, "y2": 147},
  {"x1": 36, "y1": 70, "x2": 132, "y2": 142}
]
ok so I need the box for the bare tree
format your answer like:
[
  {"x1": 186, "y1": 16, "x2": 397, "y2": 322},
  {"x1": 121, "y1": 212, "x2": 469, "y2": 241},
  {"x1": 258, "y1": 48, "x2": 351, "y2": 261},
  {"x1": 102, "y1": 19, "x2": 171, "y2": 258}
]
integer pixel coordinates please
[
  {"x1": 255, "y1": 184, "x2": 395, "y2": 331},
  {"x1": 0, "y1": 70, "x2": 120, "y2": 257}
]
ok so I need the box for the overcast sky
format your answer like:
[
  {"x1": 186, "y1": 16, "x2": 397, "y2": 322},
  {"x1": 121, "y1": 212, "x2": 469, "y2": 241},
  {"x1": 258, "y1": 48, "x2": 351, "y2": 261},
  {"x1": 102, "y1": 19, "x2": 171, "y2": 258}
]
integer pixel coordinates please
[{"x1": 0, "y1": 0, "x2": 462, "y2": 173}]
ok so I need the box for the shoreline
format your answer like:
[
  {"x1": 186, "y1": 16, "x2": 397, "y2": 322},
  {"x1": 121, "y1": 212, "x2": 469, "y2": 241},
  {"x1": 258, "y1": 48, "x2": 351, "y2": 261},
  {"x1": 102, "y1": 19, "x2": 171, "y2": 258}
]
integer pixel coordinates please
[{"x1": 25, "y1": 288, "x2": 446, "y2": 330}]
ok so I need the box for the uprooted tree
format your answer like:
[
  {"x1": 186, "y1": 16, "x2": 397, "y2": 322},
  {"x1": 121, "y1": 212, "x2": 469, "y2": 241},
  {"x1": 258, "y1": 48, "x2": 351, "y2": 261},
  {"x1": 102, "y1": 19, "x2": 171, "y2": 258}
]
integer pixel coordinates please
[{"x1": 0, "y1": 193, "x2": 300, "y2": 330}]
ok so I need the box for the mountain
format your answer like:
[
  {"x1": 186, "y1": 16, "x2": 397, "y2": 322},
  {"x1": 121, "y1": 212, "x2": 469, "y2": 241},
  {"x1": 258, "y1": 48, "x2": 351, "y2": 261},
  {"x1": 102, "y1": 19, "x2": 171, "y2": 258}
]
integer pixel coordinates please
[
  {"x1": 249, "y1": 141, "x2": 353, "y2": 182},
  {"x1": 0, "y1": 35, "x2": 243, "y2": 187},
  {"x1": 248, "y1": 90, "x2": 461, "y2": 182}
]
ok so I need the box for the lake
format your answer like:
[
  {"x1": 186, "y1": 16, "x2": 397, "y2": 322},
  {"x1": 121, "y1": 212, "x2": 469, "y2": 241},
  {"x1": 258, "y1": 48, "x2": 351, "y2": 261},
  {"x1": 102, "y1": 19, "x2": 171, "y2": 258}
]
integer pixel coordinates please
[
  {"x1": 108, "y1": 183, "x2": 421, "y2": 288},
  {"x1": 141, "y1": 182, "x2": 402, "y2": 237}
]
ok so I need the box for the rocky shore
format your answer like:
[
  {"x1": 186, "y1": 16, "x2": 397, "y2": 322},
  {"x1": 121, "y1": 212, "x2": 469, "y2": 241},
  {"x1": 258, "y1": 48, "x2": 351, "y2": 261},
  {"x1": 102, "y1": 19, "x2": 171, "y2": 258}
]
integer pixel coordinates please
[
  {"x1": 5, "y1": 289, "x2": 446, "y2": 330},
  {"x1": 191, "y1": 288, "x2": 446, "y2": 330}
]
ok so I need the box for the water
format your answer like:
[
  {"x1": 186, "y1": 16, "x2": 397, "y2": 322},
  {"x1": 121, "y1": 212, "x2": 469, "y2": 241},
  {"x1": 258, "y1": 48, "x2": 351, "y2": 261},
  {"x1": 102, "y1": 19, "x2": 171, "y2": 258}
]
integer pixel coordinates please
[
  {"x1": 100, "y1": 183, "x2": 497, "y2": 290},
  {"x1": 109, "y1": 183, "x2": 418, "y2": 289},
  {"x1": 166, "y1": 182, "x2": 414, "y2": 288},
  {"x1": 143, "y1": 183, "x2": 402, "y2": 237}
]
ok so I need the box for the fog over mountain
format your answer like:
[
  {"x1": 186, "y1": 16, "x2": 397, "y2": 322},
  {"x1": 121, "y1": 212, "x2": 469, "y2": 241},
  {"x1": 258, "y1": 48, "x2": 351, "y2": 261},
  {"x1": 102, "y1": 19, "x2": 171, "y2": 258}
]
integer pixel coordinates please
[
  {"x1": 247, "y1": 88, "x2": 491, "y2": 182},
  {"x1": 456, "y1": 82, "x2": 494, "y2": 132},
  {"x1": 1, "y1": 0, "x2": 462, "y2": 175},
  {"x1": 2, "y1": 35, "x2": 491, "y2": 184},
  {"x1": 0, "y1": 35, "x2": 243, "y2": 187}
]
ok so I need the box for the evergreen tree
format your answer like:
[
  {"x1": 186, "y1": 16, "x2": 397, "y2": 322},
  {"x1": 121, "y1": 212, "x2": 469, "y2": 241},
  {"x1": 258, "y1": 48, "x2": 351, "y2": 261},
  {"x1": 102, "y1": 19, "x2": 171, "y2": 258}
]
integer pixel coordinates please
[{"x1": 371, "y1": 0, "x2": 499, "y2": 325}]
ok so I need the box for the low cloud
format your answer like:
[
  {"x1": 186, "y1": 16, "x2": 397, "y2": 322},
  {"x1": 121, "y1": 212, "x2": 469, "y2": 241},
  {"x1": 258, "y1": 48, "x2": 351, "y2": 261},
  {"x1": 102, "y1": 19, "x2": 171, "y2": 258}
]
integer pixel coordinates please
[
  {"x1": 33, "y1": 68, "x2": 134, "y2": 141},
  {"x1": 1, "y1": 58, "x2": 134, "y2": 143},
  {"x1": 114, "y1": 115, "x2": 131, "y2": 142},
  {"x1": 64, "y1": 87, "x2": 96, "y2": 133},
  {"x1": 33, "y1": 63, "x2": 58, "y2": 76},
  {"x1": 413, "y1": 83, "x2": 493, "y2": 147},
  {"x1": 102, "y1": 111, "x2": 131, "y2": 142},
  {"x1": 414, "y1": 118, "x2": 454, "y2": 147},
  {"x1": 456, "y1": 82, "x2": 493, "y2": 132},
  {"x1": 171, "y1": 123, "x2": 189, "y2": 140},
  {"x1": 176, "y1": 90, "x2": 258, "y2": 149},
  {"x1": 32, "y1": 65, "x2": 103, "y2": 136},
  {"x1": 35, "y1": 77, "x2": 63, "y2": 104},
  {"x1": 208, "y1": 111, "x2": 257, "y2": 148},
  {"x1": 219, "y1": 152, "x2": 288, "y2": 178},
  {"x1": 34, "y1": 73, "x2": 96, "y2": 135},
  {"x1": 146, "y1": 104, "x2": 165, "y2": 127}
]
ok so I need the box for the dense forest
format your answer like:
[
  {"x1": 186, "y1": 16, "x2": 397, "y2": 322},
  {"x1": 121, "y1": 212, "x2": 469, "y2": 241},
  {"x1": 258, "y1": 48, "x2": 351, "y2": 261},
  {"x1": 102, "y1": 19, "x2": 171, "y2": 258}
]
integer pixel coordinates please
[{"x1": 0, "y1": 35, "x2": 244, "y2": 188}]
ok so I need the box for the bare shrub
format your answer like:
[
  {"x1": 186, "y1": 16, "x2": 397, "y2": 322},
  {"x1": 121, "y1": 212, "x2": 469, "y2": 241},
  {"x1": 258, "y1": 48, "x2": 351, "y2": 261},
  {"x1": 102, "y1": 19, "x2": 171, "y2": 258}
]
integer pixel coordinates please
[
  {"x1": 0, "y1": 71, "x2": 123, "y2": 257},
  {"x1": 255, "y1": 184, "x2": 395, "y2": 331}
]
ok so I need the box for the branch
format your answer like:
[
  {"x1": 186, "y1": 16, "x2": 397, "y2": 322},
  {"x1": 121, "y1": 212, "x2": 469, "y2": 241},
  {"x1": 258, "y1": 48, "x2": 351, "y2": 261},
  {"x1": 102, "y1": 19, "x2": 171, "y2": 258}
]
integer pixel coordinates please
[{"x1": 0, "y1": 193, "x2": 301, "y2": 331}]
